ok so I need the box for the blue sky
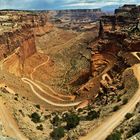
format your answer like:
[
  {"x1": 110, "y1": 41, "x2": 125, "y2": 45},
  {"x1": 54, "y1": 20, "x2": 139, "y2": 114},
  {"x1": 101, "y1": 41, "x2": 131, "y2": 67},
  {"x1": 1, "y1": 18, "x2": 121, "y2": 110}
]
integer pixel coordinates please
[{"x1": 0, "y1": 0, "x2": 140, "y2": 10}]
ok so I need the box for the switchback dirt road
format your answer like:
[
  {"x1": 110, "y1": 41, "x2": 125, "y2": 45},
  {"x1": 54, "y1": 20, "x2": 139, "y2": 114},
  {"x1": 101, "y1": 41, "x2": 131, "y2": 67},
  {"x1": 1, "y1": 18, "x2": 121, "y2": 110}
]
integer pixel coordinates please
[
  {"x1": 22, "y1": 78, "x2": 82, "y2": 107},
  {"x1": 30, "y1": 56, "x2": 75, "y2": 101}
]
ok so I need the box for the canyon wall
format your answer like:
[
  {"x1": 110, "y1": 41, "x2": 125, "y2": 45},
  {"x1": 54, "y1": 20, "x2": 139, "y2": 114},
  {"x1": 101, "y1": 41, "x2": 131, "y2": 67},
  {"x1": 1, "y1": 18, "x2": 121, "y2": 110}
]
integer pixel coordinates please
[
  {"x1": 101, "y1": 5, "x2": 140, "y2": 30},
  {"x1": 48, "y1": 9, "x2": 105, "y2": 30},
  {"x1": 0, "y1": 11, "x2": 52, "y2": 60},
  {"x1": 0, "y1": 10, "x2": 100, "y2": 79},
  {"x1": 0, "y1": 9, "x2": 102, "y2": 63},
  {"x1": 0, "y1": 11, "x2": 54, "y2": 76},
  {"x1": 0, "y1": 26, "x2": 35, "y2": 60},
  {"x1": 52, "y1": 9, "x2": 104, "y2": 22}
]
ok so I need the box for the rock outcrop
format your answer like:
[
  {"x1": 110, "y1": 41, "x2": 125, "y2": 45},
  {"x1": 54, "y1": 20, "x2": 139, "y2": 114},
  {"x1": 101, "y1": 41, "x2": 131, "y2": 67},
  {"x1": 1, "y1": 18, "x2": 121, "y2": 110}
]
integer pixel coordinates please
[
  {"x1": 0, "y1": 11, "x2": 54, "y2": 76},
  {"x1": 48, "y1": 9, "x2": 105, "y2": 31},
  {"x1": 51, "y1": 9, "x2": 104, "y2": 22},
  {"x1": 0, "y1": 11, "x2": 51, "y2": 60}
]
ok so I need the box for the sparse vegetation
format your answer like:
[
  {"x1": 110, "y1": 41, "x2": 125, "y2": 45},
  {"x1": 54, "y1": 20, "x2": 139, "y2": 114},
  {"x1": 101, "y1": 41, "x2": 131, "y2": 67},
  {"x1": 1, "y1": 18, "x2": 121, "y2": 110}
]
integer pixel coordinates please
[
  {"x1": 35, "y1": 104, "x2": 40, "y2": 109},
  {"x1": 50, "y1": 127, "x2": 65, "y2": 140},
  {"x1": 14, "y1": 97, "x2": 18, "y2": 101},
  {"x1": 127, "y1": 122, "x2": 140, "y2": 138},
  {"x1": 106, "y1": 131, "x2": 121, "y2": 140},
  {"x1": 122, "y1": 98, "x2": 128, "y2": 105},
  {"x1": 125, "y1": 113, "x2": 133, "y2": 120},
  {"x1": 36, "y1": 124, "x2": 43, "y2": 131},
  {"x1": 86, "y1": 110, "x2": 100, "y2": 121},
  {"x1": 51, "y1": 114, "x2": 61, "y2": 126},
  {"x1": 117, "y1": 95, "x2": 121, "y2": 102},
  {"x1": 30, "y1": 112, "x2": 41, "y2": 123},
  {"x1": 65, "y1": 113, "x2": 80, "y2": 130},
  {"x1": 113, "y1": 105, "x2": 119, "y2": 112}
]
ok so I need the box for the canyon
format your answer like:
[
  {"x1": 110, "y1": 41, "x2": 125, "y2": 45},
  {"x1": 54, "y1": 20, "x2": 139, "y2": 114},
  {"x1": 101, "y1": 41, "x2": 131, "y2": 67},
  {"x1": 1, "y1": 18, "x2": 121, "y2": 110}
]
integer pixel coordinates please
[{"x1": 0, "y1": 4, "x2": 140, "y2": 140}]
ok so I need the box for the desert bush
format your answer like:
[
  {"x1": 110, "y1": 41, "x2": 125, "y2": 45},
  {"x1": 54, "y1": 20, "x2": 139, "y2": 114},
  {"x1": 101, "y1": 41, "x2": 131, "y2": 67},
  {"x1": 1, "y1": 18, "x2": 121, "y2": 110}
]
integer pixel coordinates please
[
  {"x1": 51, "y1": 115, "x2": 61, "y2": 126},
  {"x1": 122, "y1": 98, "x2": 128, "y2": 105},
  {"x1": 113, "y1": 105, "x2": 119, "y2": 112},
  {"x1": 106, "y1": 131, "x2": 121, "y2": 140},
  {"x1": 125, "y1": 113, "x2": 133, "y2": 120},
  {"x1": 30, "y1": 112, "x2": 41, "y2": 123},
  {"x1": 132, "y1": 123, "x2": 140, "y2": 134},
  {"x1": 50, "y1": 127, "x2": 65, "y2": 140},
  {"x1": 65, "y1": 113, "x2": 80, "y2": 130},
  {"x1": 36, "y1": 124, "x2": 43, "y2": 131},
  {"x1": 117, "y1": 95, "x2": 121, "y2": 102},
  {"x1": 35, "y1": 104, "x2": 40, "y2": 109},
  {"x1": 127, "y1": 123, "x2": 140, "y2": 138},
  {"x1": 86, "y1": 110, "x2": 100, "y2": 121}
]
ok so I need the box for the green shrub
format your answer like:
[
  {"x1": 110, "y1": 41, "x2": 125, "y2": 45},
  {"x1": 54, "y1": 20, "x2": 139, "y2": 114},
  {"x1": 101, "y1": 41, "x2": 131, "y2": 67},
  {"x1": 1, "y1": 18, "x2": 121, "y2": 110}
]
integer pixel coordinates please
[
  {"x1": 65, "y1": 113, "x2": 80, "y2": 130},
  {"x1": 35, "y1": 104, "x2": 40, "y2": 109},
  {"x1": 30, "y1": 112, "x2": 40, "y2": 123},
  {"x1": 50, "y1": 127, "x2": 65, "y2": 140},
  {"x1": 78, "y1": 108, "x2": 83, "y2": 113},
  {"x1": 14, "y1": 97, "x2": 18, "y2": 101},
  {"x1": 125, "y1": 113, "x2": 133, "y2": 120},
  {"x1": 106, "y1": 131, "x2": 121, "y2": 140},
  {"x1": 117, "y1": 96, "x2": 121, "y2": 102},
  {"x1": 36, "y1": 124, "x2": 43, "y2": 131},
  {"x1": 51, "y1": 115, "x2": 60, "y2": 126},
  {"x1": 113, "y1": 105, "x2": 119, "y2": 112},
  {"x1": 122, "y1": 98, "x2": 128, "y2": 105},
  {"x1": 131, "y1": 123, "x2": 140, "y2": 135},
  {"x1": 127, "y1": 123, "x2": 140, "y2": 138},
  {"x1": 86, "y1": 110, "x2": 100, "y2": 121}
]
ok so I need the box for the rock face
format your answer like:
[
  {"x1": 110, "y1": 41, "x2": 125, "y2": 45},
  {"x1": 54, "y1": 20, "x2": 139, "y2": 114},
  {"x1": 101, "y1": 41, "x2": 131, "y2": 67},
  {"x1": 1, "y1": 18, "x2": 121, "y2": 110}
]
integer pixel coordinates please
[
  {"x1": 51, "y1": 9, "x2": 104, "y2": 22},
  {"x1": 0, "y1": 9, "x2": 103, "y2": 59},
  {"x1": 115, "y1": 4, "x2": 137, "y2": 14},
  {"x1": 115, "y1": 5, "x2": 140, "y2": 24},
  {"x1": 0, "y1": 11, "x2": 53, "y2": 76},
  {"x1": 77, "y1": 4, "x2": 140, "y2": 98},
  {"x1": 0, "y1": 11, "x2": 49, "y2": 60},
  {"x1": 0, "y1": 26, "x2": 35, "y2": 60},
  {"x1": 101, "y1": 5, "x2": 140, "y2": 30},
  {"x1": 48, "y1": 9, "x2": 105, "y2": 31}
]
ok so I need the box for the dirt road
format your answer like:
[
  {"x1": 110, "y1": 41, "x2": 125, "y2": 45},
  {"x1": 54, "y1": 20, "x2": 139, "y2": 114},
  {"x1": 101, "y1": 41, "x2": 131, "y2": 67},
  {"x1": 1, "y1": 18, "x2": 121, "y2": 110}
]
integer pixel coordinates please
[
  {"x1": 30, "y1": 57, "x2": 76, "y2": 101},
  {"x1": 80, "y1": 64, "x2": 140, "y2": 140},
  {"x1": 30, "y1": 56, "x2": 50, "y2": 80},
  {"x1": 36, "y1": 80, "x2": 75, "y2": 101},
  {"x1": 0, "y1": 98, "x2": 28, "y2": 140},
  {"x1": 22, "y1": 78, "x2": 82, "y2": 107}
]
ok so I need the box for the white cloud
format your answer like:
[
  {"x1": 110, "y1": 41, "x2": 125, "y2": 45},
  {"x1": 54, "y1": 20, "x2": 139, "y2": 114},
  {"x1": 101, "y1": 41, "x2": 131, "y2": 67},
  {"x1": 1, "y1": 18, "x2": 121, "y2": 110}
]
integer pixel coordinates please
[
  {"x1": 64, "y1": 2, "x2": 118, "y2": 8},
  {"x1": 0, "y1": 0, "x2": 34, "y2": 9},
  {"x1": 0, "y1": 0, "x2": 139, "y2": 10},
  {"x1": 61, "y1": 0, "x2": 140, "y2": 9}
]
